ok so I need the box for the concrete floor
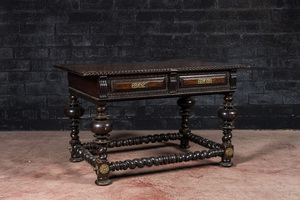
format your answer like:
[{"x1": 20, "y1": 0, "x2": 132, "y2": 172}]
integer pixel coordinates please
[{"x1": 0, "y1": 130, "x2": 299, "y2": 200}]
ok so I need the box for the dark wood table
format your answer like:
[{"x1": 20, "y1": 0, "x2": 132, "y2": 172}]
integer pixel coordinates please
[{"x1": 55, "y1": 60, "x2": 249, "y2": 186}]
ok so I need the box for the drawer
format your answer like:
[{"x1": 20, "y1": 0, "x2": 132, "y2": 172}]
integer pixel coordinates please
[
  {"x1": 110, "y1": 76, "x2": 167, "y2": 93},
  {"x1": 179, "y1": 73, "x2": 227, "y2": 88}
]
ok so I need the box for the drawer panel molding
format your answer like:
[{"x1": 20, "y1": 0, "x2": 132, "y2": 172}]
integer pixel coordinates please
[{"x1": 179, "y1": 74, "x2": 227, "y2": 88}]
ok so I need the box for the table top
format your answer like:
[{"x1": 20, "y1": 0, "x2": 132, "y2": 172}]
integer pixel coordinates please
[{"x1": 54, "y1": 60, "x2": 249, "y2": 76}]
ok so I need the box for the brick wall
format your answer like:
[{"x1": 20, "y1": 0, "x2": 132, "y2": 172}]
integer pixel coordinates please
[{"x1": 0, "y1": 0, "x2": 299, "y2": 130}]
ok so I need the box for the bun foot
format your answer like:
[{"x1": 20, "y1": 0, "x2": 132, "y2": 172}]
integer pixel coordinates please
[
  {"x1": 179, "y1": 144, "x2": 190, "y2": 149},
  {"x1": 220, "y1": 161, "x2": 233, "y2": 167},
  {"x1": 69, "y1": 157, "x2": 84, "y2": 162},
  {"x1": 95, "y1": 179, "x2": 112, "y2": 186}
]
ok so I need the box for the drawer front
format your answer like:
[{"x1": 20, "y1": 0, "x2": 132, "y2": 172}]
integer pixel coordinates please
[
  {"x1": 179, "y1": 74, "x2": 227, "y2": 88},
  {"x1": 111, "y1": 76, "x2": 167, "y2": 93}
]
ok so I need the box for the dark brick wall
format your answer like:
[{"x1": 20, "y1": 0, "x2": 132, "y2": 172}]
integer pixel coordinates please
[{"x1": 0, "y1": 0, "x2": 299, "y2": 130}]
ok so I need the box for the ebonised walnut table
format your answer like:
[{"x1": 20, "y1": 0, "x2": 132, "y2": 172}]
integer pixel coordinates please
[{"x1": 54, "y1": 60, "x2": 249, "y2": 186}]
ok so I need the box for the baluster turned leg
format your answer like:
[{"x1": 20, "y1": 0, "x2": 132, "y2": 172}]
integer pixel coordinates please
[
  {"x1": 64, "y1": 95, "x2": 85, "y2": 162},
  {"x1": 177, "y1": 96, "x2": 195, "y2": 149},
  {"x1": 218, "y1": 92, "x2": 239, "y2": 167},
  {"x1": 90, "y1": 103, "x2": 113, "y2": 186}
]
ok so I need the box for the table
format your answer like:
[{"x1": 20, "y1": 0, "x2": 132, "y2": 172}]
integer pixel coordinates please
[{"x1": 54, "y1": 60, "x2": 249, "y2": 186}]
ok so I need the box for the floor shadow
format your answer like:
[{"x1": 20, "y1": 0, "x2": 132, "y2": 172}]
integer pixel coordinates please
[
  {"x1": 109, "y1": 161, "x2": 220, "y2": 181},
  {"x1": 109, "y1": 131, "x2": 179, "y2": 140},
  {"x1": 234, "y1": 142, "x2": 281, "y2": 165},
  {"x1": 107, "y1": 142, "x2": 188, "y2": 154}
]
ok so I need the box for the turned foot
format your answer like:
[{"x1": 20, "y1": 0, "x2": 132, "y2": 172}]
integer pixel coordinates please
[
  {"x1": 64, "y1": 95, "x2": 85, "y2": 162},
  {"x1": 218, "y1": 92, "x2": 238, "y2": 167},
  {"x1": 177, "y1": 96, "x2": 195, "y2": 149},
  {"x1": 91, "y1": 104, "x2": 113, "y2": 185}
]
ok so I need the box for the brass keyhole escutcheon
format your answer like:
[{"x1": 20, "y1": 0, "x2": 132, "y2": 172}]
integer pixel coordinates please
[
  {"x1": 197, "y1": 78, "x2": 213, "y2": 84},
  {"x1": 131, "y1": 82, "x2": 148, "y2": 89}
]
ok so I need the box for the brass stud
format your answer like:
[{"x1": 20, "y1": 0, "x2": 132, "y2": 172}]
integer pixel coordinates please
[
  {"x1": 67, "y1": 145, "x2": 72, "y2": 152},
  {"x1": 225, "y1": 147, "x2": 234, "y2": 157},
  {"x1": 94, "y1": 164, "x2": 110, "y2": 175},
  {"x1": 99, "y1": 164, "x2": 109, "y2": 174}
]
